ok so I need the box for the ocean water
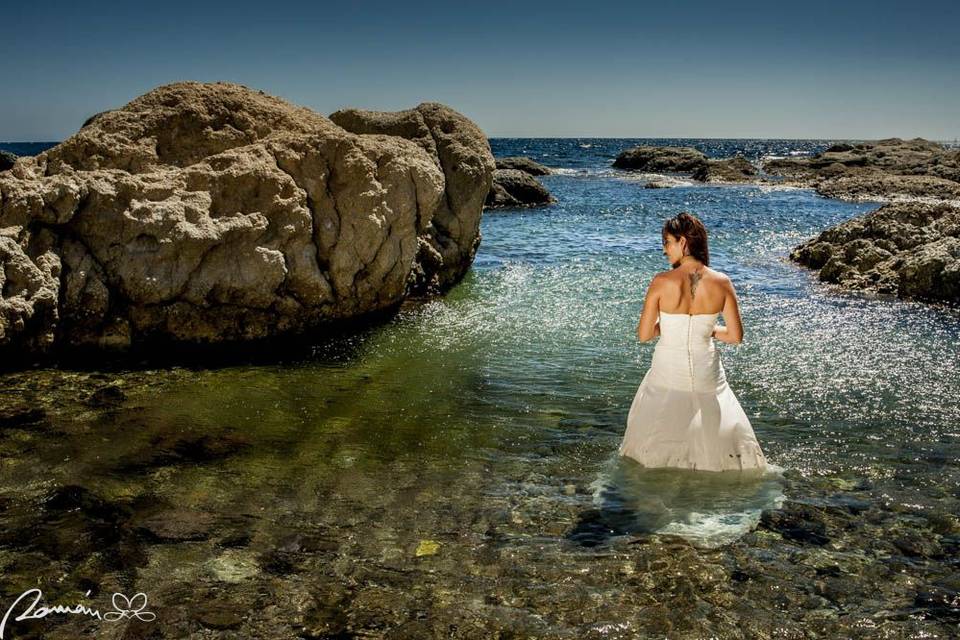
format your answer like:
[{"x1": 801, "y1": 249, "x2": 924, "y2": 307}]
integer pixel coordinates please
[{"x1": 1, "y1": 138, "x2": 958, "y2": 636}]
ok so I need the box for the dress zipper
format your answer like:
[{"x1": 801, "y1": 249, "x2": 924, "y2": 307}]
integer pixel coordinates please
[{"x1": 687, "y1": 315, "x2": 695, "y2": 393}]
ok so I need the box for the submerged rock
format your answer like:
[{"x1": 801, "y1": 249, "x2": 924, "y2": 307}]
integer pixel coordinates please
[
  {"x1": 485, "y1": 168, "x2": 556, "y2": 208},
  {"x1": 790, "y1": 201, "x2": 960, "y2": 303},
  {"x1": 0, "y1": 81, "x2": 495, "y2": 363},
  {"x1": 0, "y1": 402, "x2": 46, "y2": 428},
  {"x1": 644, "y1": 180, "x2": 674, "y2": 189},
  {"x1": 758, "y1": 500, "x2": 832, "y2": 545}
]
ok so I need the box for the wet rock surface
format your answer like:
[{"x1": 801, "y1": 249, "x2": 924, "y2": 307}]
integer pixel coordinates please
[{"x1": 790, "y1": 201, "x2": 960, "y2": 303}]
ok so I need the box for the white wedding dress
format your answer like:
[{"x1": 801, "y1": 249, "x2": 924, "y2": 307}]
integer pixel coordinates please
[{"x1": 618, "y1": 311, "x2": 769, "y2": 472}]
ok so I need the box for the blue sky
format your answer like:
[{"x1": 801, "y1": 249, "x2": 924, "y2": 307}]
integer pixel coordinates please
[{"x1": 3, "y1": 0, "x2": 958, "y2": 140}]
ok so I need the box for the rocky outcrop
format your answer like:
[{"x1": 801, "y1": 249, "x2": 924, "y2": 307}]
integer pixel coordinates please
[
  {"x1": 613, "y1": 146, "x2": 756, "y2": 184},
  {"x1": 789, "y1": 201, "x2": 960, "y2": 303},
  {"x1": 815, "y1": 173, "x2": 960, "y2": 202},
  {"x1": 612, "y1": 146, "x2": 708, "y2": 173},
  {"x1": 764, "y1": 138, "x2": 960, "y2": 201},
  {"x1": 495, "y1": 156, "x2": 551, "y2": 176},
  {"x1": 692, "y1": 155, "x2": 757, "y2": 183},
  {"x1": 484, "y1": 169, "x2": 556, "y2": 208},
  {"x1": 328, "y1": 104, "x2": 494, "y2": 294},
  {"x1": 770, "y1": 139, "x2": 960, "y2": 303},
  {"x1": 0, "y1": 81, "x2": 495, "y2": 362}
]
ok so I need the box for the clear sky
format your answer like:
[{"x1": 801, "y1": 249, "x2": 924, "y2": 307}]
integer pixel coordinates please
[{"x1": 3, "y1": 0, "x2": 958, "y2": 141}]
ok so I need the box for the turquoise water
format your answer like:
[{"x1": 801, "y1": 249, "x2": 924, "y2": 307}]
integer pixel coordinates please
[
  {"x1": 407, "y1": 137, "x2": 959, "y2": 547},
  {"x1": 1, "y1": 138, "x2": 958, "y2": 636}
]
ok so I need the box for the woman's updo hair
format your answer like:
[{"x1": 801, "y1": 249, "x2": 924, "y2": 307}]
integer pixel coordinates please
[{"x1": 662, "y1": 211, "x2": 710, "y2": 266}]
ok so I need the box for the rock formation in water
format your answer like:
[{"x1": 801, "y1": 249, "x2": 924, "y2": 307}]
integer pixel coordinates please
[
  {"x1": 484, "y1": 168, "x2": 556, "y2": 208},
  {"x1": 495, "y1": 156, "x2": 552, "y2": 176},
  {"x1": 763, "y1": 138, "x2": 960, "y2": 202},
  {"x1": 612, "y1": 145, "x2": 757, "y2": 184},
  {"x1": 778, "y1": 139, "x2": 960, "y2": 303},
  {"x1": 612, "y1": 145, "x2": 708, "y2": 173},
  {"x1": 484, "y1": 156, "x2": 555, "y2": 208},
  {"x1": 0, "y1": 81, "x2": 495, "y2": 361},
  {"x1": 692, "y1": 155, "x2": 757, "y2": 183},
  {"x1": 644, "y1": 180, "x2": 673, "y2": 189},
  {"x1": 790, "y1": 201, "x2": 960, "y2": 303}
]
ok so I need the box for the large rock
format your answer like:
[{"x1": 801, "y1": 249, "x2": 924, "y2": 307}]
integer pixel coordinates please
[
  {"x1": 484, "y1": 169, "x2": 555, "y2": 208},
  {"x1": 328, "y1": 103, "x2": 494, "y2": 294},
  {"x1": 0, "y1": 81, "x2": 494, "y2": 360},
  {"x1": 790, "y1": 201, "x2": 960, "y2": 302},
  {"x1": 612, "y1": 146, "x2": 708, "y2": 173}
]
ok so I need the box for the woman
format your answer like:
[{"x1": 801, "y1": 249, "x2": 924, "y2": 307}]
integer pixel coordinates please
[{"x1": 618, "y1": 212, "x2": 769, "y2": 472}]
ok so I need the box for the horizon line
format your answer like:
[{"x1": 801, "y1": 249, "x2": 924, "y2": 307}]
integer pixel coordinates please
[{"x1": 3, "y1": 135, "x2": 958, "y2": 144}]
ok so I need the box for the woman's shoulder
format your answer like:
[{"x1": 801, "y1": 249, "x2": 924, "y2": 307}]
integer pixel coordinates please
[{"x1": 653, "y1": 266, "x2": 729, "y2": 282}]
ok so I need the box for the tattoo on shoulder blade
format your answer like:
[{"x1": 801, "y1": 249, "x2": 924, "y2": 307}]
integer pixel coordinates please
[{"x1": 688, "y1": 269, "x2": 702, "y2": 299}]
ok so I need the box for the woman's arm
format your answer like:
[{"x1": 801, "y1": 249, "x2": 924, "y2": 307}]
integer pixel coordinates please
[
  {"x1": 636, "y1": 275, "x2": 663, "y2": 342},
  {"x1": 712, "y1": 276, "x2": 744, "y2": 345}
]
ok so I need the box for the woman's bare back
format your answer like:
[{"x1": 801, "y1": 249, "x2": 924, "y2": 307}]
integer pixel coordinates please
[
  {"x1": 657, "y1": 265, "x2": 728, "y2": 315},
  {"x1": 636, "y1": 261, "x2": 744, "y2": 343}
]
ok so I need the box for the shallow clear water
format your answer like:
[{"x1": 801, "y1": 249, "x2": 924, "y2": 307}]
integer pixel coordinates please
[{"x1": 1, "y1": 138, "x2": 958, "y2": 637}]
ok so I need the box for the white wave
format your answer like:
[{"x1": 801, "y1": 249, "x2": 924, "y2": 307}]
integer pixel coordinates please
[
  {"x1": 828, "y1": 193, "x2": 960, "y2": 207},
  {"x1": 627, "y1": 172, "x2": 697, "y2": 187},
  {"x1": 757, "y1": 184, "x2": 808, "y2": 193}
]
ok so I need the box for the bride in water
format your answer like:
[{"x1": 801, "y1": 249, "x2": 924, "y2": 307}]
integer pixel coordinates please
[{"x1": 618, "y1": 212, "x2": 769, "y2": 472}]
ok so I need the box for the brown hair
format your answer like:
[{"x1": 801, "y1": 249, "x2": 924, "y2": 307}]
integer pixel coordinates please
[{"x1": 662, "y1": 211, "x2": 710, "y2": 266}]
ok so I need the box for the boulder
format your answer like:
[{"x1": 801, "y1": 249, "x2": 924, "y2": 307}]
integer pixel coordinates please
[
  {"x1": 495, "y1": 156, "x2": 551, "y2": 176},
  {"x1": 0, "y1": 81, "x2": 495, "y2": 361},
  {"x1": 484, "y1": 169, "x2": 555, "y2": 208},
  {"x1": 612, "y1": 145, "x2": 708, "y2": 173},
  {"x1": 328, "y1": 103, "x2": 495, "y2": 294},
  {"x1": 790, "y1": 201, "x2": 960, "y2": 302}
]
